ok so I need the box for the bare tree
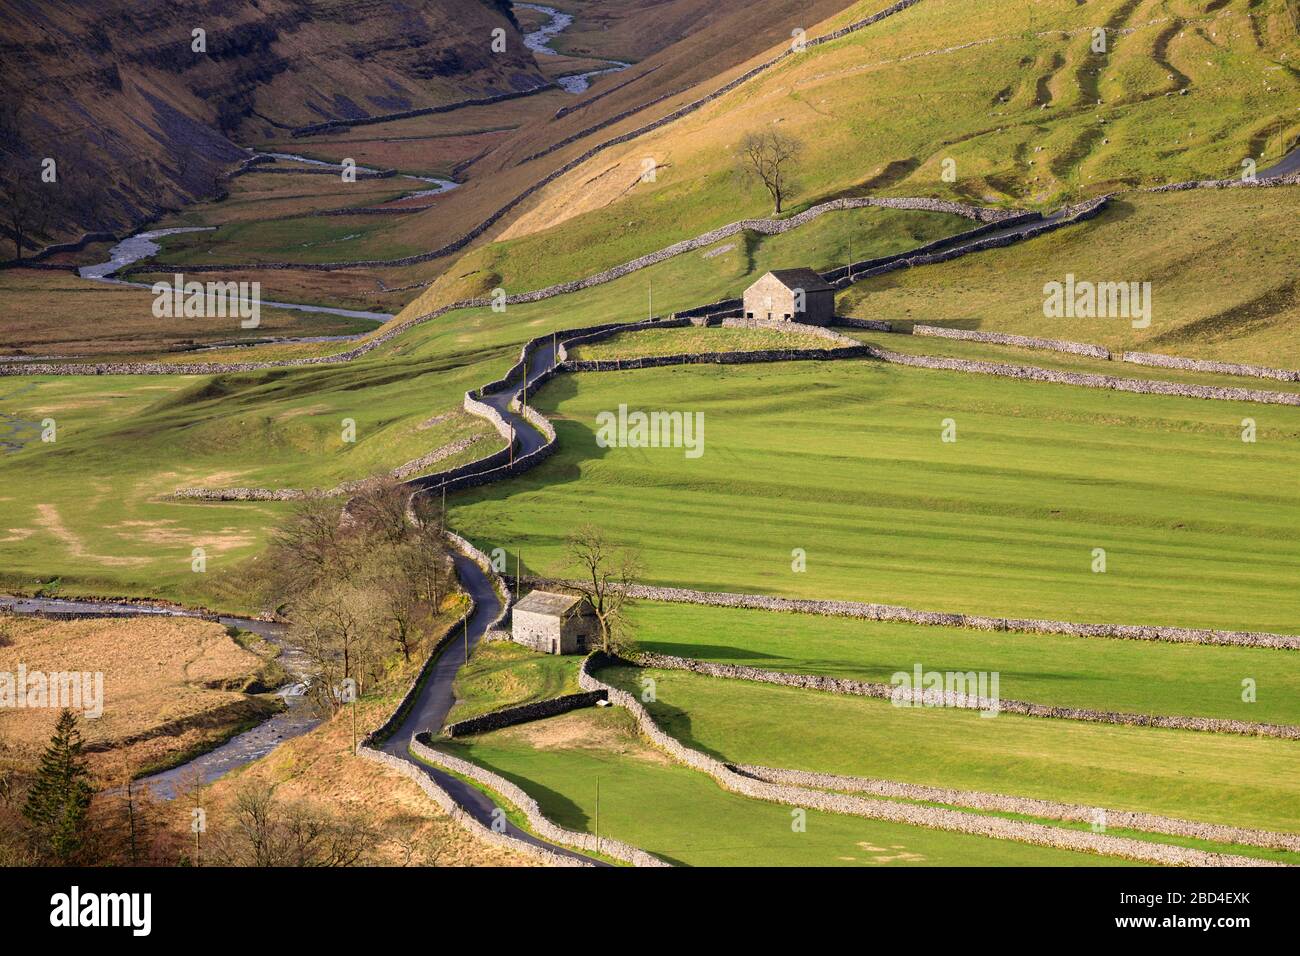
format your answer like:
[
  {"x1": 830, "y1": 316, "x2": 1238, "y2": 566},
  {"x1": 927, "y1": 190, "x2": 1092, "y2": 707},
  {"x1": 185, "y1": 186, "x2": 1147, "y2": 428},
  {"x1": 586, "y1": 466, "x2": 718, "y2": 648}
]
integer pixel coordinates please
[
  {"x1": 266, "y1": 497, "x2": 356, "y2": 600},
  {"x1": 739, "y1": 129, "x2": 803, "y2": 214},
  {"x1": 0, "y1": 164, "x2": 54, "y2": 261},
  {"x1": 347, "y1": 477, "x2": 413, "y2": 546},
  {"x1": 291, "y1": 578, "x2": 381, "y2": 712},
  {"x1": 208, "y1": 781, "x2": 374, "y2": 867},
  {"x1": 378, "y1": 570, "x2": 422, "y2": 662},
  {"x1": 564, "y1": 524, "x2": 641, "y2": 654},
  {"x1": 406, "y1": 519, "x2": 450, "y2": 610}
]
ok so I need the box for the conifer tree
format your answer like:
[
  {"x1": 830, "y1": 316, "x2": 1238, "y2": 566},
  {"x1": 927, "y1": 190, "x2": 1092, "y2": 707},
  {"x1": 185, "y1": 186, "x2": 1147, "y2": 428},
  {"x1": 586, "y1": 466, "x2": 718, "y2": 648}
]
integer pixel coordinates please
[{"x1": 22, "y1": 709, "x2": 95, "y2": 864}]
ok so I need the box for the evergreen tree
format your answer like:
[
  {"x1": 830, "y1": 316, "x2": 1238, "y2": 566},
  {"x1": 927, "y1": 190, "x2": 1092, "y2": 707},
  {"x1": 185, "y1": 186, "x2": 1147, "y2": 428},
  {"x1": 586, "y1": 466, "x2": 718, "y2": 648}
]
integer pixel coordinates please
[{"x1": 22, "y1": 709, "x2": 94, "y2": 864}]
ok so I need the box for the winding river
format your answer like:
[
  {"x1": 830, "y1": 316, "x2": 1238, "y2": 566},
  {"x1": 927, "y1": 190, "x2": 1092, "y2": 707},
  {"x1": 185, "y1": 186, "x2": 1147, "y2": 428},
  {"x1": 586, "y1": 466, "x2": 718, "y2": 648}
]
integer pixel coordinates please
[
  {"x1": 63, "y1": 150, "x2": 471, "y2": 343},
  {"x1": 516, "y1": 3, "x2": 630, "y2": 94},
  {"x1": 0, "y1": 595, "x2": 321, "y2": 799}
]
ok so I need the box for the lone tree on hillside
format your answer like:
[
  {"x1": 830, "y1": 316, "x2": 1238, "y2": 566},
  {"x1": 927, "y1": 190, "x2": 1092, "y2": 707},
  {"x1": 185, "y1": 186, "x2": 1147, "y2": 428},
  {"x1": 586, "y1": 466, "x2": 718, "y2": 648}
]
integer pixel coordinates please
[
  {"x1": 564, "y1": 524, "x2": 642, "y2": 655},
  {"x1": 739, "y1": 128, "x2": 803, "y2": 214},
  {"x1": 22, "y1": 709, "x2": 95, "y2": 864}
]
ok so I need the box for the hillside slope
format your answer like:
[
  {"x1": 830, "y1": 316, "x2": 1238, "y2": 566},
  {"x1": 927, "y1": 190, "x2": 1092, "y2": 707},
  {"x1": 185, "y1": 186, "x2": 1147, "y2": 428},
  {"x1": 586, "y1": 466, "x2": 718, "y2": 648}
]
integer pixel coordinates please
[
  {"x1": 0, "y1": 0, "x2": 543, "y2": 253},
  {"x1": 399, "y1": 0, "x2": 1297, "y2": 322}
]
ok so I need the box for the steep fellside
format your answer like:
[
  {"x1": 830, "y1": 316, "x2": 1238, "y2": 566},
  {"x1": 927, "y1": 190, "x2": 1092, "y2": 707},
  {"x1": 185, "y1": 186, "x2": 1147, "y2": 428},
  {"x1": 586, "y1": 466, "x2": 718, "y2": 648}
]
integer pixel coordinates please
[{"x1": 0, "y1": 0, "x2": 544, "y2": 254}]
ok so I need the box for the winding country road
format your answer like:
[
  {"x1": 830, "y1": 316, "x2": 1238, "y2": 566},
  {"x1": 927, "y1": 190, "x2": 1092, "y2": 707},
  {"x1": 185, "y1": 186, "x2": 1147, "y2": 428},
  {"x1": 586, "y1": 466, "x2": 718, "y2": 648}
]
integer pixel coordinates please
[
  {"x1": 373, "y1": 333, "x2": 608, "y2": 862},
  {"x1": 376, "y1": 548, "x2": 601, "y2": 864}
]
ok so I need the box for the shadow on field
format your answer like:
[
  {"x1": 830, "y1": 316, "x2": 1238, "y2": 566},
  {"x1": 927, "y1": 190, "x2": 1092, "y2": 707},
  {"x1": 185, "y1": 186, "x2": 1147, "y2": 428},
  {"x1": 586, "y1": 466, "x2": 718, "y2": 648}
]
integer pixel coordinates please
[{"x1": 493, "y1": 765, "x2": 592, "y2": 833}]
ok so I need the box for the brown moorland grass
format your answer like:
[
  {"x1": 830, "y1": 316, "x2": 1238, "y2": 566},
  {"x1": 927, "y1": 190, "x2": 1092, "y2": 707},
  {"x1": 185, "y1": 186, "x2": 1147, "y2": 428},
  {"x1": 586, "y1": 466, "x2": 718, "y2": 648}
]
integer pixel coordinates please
[
  {"x1": 0, "y1": 269, "x2": 378, "y2": 358},
  {"x1": 0, "y1": 615, "x2": 278, "y2": 780}
]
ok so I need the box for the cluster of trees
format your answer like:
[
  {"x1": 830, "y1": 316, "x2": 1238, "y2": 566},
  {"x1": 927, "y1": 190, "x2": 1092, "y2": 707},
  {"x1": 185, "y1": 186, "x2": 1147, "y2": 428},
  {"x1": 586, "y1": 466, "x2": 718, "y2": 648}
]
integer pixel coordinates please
[
  {"x1": 1, "y1": 479, "x2": 457, "y2": 867},
  {"x1": 0, "y1": 710, "x2": 183, "y2": 866},
  {"x1": 0, "y1": 710, "x2": 384, "y2": 866},
  {"x1": 265, "y1": 478, "x2": 455, "y2": 716}
]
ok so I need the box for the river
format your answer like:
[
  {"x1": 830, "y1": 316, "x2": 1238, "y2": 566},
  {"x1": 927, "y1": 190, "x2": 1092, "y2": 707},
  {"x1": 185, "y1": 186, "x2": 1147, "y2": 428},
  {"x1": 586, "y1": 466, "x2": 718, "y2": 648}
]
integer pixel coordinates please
[
  {"x1": 516, "y1": 3, "x2": 630, "y2": 94},
  {"x1": 65, "y1": 149, "x2": 469, "y2": 337},
  {"x1": 0, "y1": 595, "x2": 322, "y2": 799}
]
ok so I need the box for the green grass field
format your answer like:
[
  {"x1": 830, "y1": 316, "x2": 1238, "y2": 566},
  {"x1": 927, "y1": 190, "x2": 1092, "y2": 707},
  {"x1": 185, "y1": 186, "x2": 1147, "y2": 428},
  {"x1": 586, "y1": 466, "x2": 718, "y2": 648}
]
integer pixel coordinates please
[
  {"x1": 600, "y1": 664, "x2": 1300, "y2": 834},
  {"x1": 841, "y1": 328, "x2": 1300, "y2": 396},
  {"x1": 403, "y1": 0, "x2": 1296, "y2": 321},
  {"x1": 571, "y1": 324, "x2": 836, "y2": 359},
  {"x1": 435, "y1": 706, "x2": 1131, "y2": 866},
  {"x1": 0, "y1": 351, "x2": 506, "y2": 608},
  {"x1": 624, "y1": 601, "x2": 1300, "y2": 725},
  {"x1": 840, "y1": 189, "x2": 1300, "y2": 366},
  {"x1": 451, "y1": 358, "x2": 1300, "y2": 633},
  {"x1": 447, "y1": 640, "x2": 583, "y2": 724}
]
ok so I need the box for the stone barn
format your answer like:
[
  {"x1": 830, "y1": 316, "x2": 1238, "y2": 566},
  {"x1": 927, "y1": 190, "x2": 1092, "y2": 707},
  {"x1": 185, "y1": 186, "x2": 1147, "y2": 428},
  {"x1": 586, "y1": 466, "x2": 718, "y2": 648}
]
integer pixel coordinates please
[
  {"x1": 742, "y1": 269, "x2": 836, "y2": 326},
  {"x1": 511, "y1": 590, "x2": 599, "y2": 655}
]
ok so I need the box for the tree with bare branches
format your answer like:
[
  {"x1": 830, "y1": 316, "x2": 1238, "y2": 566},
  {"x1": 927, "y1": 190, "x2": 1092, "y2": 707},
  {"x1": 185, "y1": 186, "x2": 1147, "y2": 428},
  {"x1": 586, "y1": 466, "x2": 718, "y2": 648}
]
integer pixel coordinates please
[
  {"x1": 564, "y1": 524, "x2": 641, "y2": 654},
  {"x1": 207, "y1": 780, "x2": 374, "y2": 867},
  {"x1": 739, "y1": 128, "x2": 803, "y2": 214}
]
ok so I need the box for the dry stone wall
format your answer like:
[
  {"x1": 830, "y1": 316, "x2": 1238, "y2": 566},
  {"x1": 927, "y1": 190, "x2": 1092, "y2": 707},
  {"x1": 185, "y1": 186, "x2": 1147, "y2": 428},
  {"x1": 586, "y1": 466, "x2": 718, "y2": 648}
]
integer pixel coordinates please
[
  {"x1": 562, "y1": 344, "x2": 868, "y2": 372},
  {"x1": 912, "y1": 324, "x2": 1111, "y2": 359},
  {"x1": 576, "y1": 654, "x2": 1278, "y2": 866},
  {"x1": 363, "y1": 531, "x2": 510, "y2": 747},
  {"x1": 349, "y1": 529, "x2": 602, "y2": 864},
  {"x1": 1149, "y1": 171, "x2": 1300, "y2": 192},
  {"x1": 634, "y1": 651, "x2": 1300, "y2": 738},
  {"x1": 171, "y1": 436, "x2": 482, "y2": 501},
  {"x1": 130, "y1": 1, "x2": 941, "y2": 276},
  {"x1": 736, "y1": 764, "x2": 1300, "y2": 853},
  {"x1": 355, "y1": 745, "x2": 588, "y2": 866},
  {"x1": 1122, "y1": 350, "x2": 1299, "y2": 382},
  {"x1": 866, "y1": 343, "x2": 1300, "y2": 407},
  {"x1": 520, "y1": 0, "x2": 929, "y2": 166},
  {"x1": 443, "y1": 690, "x2": 608, "y2": 737},
  {"x1": 523, "y1": 576, "x2": 1300, "y2": 650},
  {"x1": 409, "y1": 733, "x2": 670, "y2": 866},
  {"x1": 291, "y1": 84, "x2": 554, "y2": 137}
]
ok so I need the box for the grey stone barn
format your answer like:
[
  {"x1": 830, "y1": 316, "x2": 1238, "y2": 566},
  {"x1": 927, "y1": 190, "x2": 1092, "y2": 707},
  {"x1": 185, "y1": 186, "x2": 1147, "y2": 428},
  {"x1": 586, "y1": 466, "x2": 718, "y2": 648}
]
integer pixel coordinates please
[
  {"x1": 742, "y1": 268, "x2": 836, "y2": 325},
  {"x1": 511, "y1": 590, "x2": 599, "y2": 655}
]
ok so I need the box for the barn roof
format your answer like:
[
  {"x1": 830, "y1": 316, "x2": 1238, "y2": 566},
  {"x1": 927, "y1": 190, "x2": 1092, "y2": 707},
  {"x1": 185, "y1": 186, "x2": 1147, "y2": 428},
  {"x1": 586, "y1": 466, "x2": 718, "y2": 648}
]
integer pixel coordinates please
[
  {"x1": 514, "y1": 589, "x2": 585, "y2": 617},
  {"x1": 757, "y1": 268, "x2": 836, "y2": 293}
]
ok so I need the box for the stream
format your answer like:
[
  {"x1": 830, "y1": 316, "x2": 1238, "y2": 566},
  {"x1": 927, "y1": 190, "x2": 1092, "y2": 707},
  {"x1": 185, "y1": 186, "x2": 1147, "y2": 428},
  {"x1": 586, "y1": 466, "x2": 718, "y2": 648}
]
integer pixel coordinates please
[
  {"x1": 516, "y1": 3, "x2": 630, "y2": 94},
  {"x1": 0, "y1": 595, "x2": 322, "y2": 800},
  {"x1": 60, "y1": 149, "x2": 470, "y2": 344}
]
